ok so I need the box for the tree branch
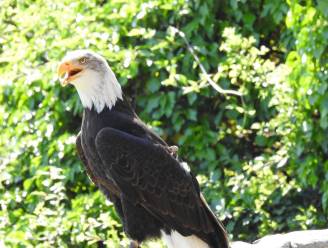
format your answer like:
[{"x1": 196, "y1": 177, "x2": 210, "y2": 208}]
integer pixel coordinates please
[{"x1": 171, "y1": 27, "x2": 243, "y2": 97}]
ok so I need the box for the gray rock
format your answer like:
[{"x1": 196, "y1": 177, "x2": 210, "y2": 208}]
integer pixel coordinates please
[{"x1": 231, "y1": 229, "x2": 328, "y2": 248}]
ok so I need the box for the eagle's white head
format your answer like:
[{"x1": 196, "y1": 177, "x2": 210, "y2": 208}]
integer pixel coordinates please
[{"x1": 58, "y1": 50, "x2": 122, "y2": 113}]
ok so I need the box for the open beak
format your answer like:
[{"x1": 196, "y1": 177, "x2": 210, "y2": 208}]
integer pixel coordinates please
[{"x1": 58, "y1": 61, "x2": 83, "y2": 86}]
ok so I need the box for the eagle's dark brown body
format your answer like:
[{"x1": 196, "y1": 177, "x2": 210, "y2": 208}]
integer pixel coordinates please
[{"x1": 76, "y1": 97, "x2": 229, "y2": 248}]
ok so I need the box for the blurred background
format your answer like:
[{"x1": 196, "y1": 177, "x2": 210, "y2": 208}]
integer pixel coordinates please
[{"x1": 0, "y1": 0, "x2": 327, "y2": 247}]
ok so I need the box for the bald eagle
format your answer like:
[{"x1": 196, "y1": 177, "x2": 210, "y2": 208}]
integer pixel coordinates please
[{"x1": 58, "y1": 50, "x2": 229, "y2": 248}]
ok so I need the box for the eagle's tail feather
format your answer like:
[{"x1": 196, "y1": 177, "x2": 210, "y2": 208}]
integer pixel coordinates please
[{"x1": 161, "y1": 230, "x2": 210, "y2": 248}]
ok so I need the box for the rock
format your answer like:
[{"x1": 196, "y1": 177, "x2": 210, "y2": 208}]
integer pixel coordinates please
[{"x1": 231, "y1": 229, "x2": 328, "y2": 248}]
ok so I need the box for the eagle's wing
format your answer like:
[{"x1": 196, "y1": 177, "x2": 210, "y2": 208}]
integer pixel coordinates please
[
  {"x1": 95, "y1": 127, "x2": 227, "y2": 245},
  {"x1": 76, "y1": 133, "x2": 124, "y2": 217}
]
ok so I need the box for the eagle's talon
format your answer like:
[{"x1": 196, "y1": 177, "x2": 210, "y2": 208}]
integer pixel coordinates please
[
  {"x1": 168, "y1": 145, "x2": 179, "y2": 157},
  {"x1": 129, "y1": 240, "x2": 140, "y2": 248}
]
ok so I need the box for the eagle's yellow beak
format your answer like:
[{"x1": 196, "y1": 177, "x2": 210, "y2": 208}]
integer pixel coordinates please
[{"x1": 58, "y1": 61, "x2": 83, "y2": 86}]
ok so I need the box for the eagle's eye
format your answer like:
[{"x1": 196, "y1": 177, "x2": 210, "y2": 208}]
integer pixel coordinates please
[{"x1": 79, "y1": 57, "x2": 88, "y2": 64}]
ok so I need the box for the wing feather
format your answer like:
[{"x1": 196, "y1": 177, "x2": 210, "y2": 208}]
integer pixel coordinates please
[{"x1": 95, "y1": 127, "x2": 216, "y2": 237}]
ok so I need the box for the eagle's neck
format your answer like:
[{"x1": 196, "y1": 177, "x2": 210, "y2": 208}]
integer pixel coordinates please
[{"x1": 75, "y1": 67, "x2": 122, "y2": 113}]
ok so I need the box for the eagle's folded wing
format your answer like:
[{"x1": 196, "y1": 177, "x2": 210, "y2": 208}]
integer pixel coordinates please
[{"x1": 95, "y1": 127, "x2": 216, "y2": 237}]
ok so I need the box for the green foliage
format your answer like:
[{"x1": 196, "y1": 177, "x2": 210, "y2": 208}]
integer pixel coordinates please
[{"x1": 0, "y1": 0, "x2": 327, "y2": 246}]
